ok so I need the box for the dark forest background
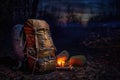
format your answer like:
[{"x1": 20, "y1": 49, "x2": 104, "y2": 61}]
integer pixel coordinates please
[{"x1": 0, "y1": 0, "x2": 120, "y2": 67}]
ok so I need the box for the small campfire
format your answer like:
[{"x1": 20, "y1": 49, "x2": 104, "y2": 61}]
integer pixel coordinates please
[
  {"x1": 57, "y1": 56, "x2": 66, "y2": 67},
  {"x1": 56, "y1": 50, "x2": 73, "y2": 70},
  {"x1": 56, "y1": 50, "x2": 87, "y2": 70}
]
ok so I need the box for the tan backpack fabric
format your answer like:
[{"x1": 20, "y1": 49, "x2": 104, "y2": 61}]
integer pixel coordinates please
[{"x1": 22, "y1": 19, "x2": 56, "y2": 72}]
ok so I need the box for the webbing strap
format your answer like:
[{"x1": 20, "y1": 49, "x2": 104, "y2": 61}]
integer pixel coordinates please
[{"x1": 34, "y1": 27, "x2": 39, "y2": 57}]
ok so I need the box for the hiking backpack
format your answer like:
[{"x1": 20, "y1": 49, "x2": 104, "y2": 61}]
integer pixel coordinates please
[{"x1": 13, "y1": 19, "x2": 56, "y2": 72}]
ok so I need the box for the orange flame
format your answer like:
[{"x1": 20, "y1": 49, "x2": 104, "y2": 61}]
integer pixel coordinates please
[{"x1": 57, "y1": 56, "x2": 66, "y2": 67}]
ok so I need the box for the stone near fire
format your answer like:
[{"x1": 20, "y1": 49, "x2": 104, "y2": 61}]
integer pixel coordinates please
[
  {"x1": 57, "y1": 50, "x2": 69, "y2": 60},
  {"x1": 69, "y1": 55, "x2": 87, "y2": 67}
]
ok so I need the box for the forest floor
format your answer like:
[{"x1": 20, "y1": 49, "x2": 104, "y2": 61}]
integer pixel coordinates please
[{"x1": 0, "y1": 55, "x2": 120, "y2": 80}]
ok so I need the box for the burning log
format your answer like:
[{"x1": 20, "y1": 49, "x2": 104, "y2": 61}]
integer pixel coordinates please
[{"x1": 56, "y1": 66, "x2": 74, "y2": 71}]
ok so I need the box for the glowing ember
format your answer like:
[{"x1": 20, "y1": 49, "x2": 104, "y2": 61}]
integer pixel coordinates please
[
  {"x1": 57, "y1": 56, "x2": 66, "y2": 67},
  {"x1": 57, "y1": 60, "x2": 65, "y2": 67}
]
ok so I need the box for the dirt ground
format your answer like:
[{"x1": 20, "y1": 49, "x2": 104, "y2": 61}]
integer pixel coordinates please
[{"x1": 0, "y1": 56, "x2": 119, "y2": 80}]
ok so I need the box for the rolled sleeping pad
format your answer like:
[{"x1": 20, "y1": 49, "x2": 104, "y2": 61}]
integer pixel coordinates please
[{"x1": 12, "y1": 24, "x2": 24, "y2": 61}]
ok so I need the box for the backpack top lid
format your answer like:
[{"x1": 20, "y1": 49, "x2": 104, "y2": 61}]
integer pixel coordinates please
[{"x1": 25, "y1": 19, "x2": 50, "y2": 30}]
